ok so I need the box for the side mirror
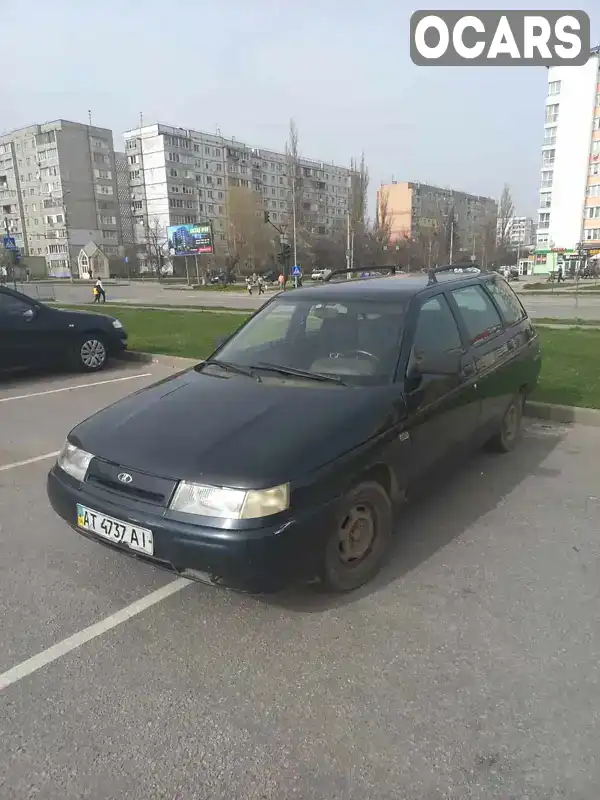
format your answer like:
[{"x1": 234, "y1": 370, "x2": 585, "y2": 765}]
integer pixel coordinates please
[
  {"x1": 23, "y1": 307, "x2": 36, "y2": 322},
  {"x1": 414, "y1": 351, "x2": 462, "y2": 376}
]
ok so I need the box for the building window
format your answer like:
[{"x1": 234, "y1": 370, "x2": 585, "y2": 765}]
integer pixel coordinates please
[
  {"x1": 102, "y1": 229, "x2": 118, "y2": 240},
  {"x1": 586, "y1": 206, "x2": 600, "y2": 219},
  {"x1": 548, "y1": 80, "x2": 561, "y2": 95},
  {"x1": 590, "y1": 163, "x2": 600, "y2": 176},
  {"x1": 584, "y1": 228, "x2": 600, "y2": 241},
  {"x1": 543, "y1": 127, "x2": 557, "y2": 146},
  {"x1": 126, "y1": 139, "x2": 137, "y2": 150},
  {"x1": 130, "y1": 169, "x2": 140, "y2": 180},
  {"x1": 128, "y1": 155, "x2": 138, "y2": 165},
  {"x1": 538, "y1": 212, "x2": 550, "y2": 227},
  {"x1": 545, "y1": 104, "x2": 559, "y2": 124},
  {"x1": 94, "y1": 169, "x2": 112, "y2": 179},
  {"x1": 167, "y1": 153, "x2": 180, "y2": 163},
  {"x1": 540, "y1": 170, "x2": 553, "y2": 188},
  {"x1": 592, "y1": 141, "x2": 600, "y2": 155},
  {"x1": 96, "y1": 185, "x2": 113, "y2": 195},
  {"x1": 542, "y1": 149, "x2": 555, "y2": 166},
  {"x1": 540, "y1": 192, "x2": 552, "y2": 208},
  {"x1": 587, "y1": 184, "x2": 600, "y2": 198}
]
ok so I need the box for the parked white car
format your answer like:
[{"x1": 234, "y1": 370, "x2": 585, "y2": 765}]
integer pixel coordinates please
[{"x1": 311, "y1": 269, "x2": 326, "y2": 280}]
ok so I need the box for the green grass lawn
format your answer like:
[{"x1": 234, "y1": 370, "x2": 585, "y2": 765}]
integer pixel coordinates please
[
  {"x1": 62, "y1": 306, "x2": 600, "y2": 409},
  {"x1": 65, "y1": 305, "x2": 250, "y2": 359},
  {"x1": 533, "y1": 328, "x2": 600, "y2": 409}
]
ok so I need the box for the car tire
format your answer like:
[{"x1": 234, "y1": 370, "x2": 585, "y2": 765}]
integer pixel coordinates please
[
  {"x1": 75, "y1": 334, "x2": 108, "y2": 372},
  {"x1": 319, "y1": 481, "x2": 392, "y2": 593},
  {"x1": 485, "y1": 394, "x2": 524, "y2": 454}
]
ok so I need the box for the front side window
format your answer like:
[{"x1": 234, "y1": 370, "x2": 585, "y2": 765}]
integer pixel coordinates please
[
  {"x1": 0, "y1": 291, "x2": 31, "y2": 315},
  {"x1": 409, "y1": 295, "x2": 462, "y2": 372},
  {"x1": 211, "y1": 297, "x2": 407, "y2": 385},
  {"x1": 450, "y1": 285, "x2": 503, "y2": 345},
  {"x1": 485, "y1": 279, "x2": 525, "y2": 325}
]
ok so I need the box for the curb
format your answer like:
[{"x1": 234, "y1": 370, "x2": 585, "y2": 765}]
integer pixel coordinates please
[
  {"x1": 525, "y1": 401, "x2": 600, "y2": 427},
  {"x1": 119, "y1": 351, "x2": 600, "y2": 428}
]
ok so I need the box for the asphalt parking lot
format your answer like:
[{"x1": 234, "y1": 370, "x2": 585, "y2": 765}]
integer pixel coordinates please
[{"x1": 1, "y1": 363, "x2": 599, "y2": 799}]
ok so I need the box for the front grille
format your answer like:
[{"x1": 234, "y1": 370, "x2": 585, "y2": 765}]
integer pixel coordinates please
[{"x1": 85, "y1": 458, "x2": 177, "y2": 507}]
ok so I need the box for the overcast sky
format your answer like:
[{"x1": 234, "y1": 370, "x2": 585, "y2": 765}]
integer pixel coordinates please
[{"x1": 1, "y1": 0, "x2": 598, "y2": 217}]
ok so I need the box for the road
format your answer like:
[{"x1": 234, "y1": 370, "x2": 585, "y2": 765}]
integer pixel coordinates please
[
  {"x1": 26, "y1": 280, "x2": 600, "y2": 320},
  {"x1": 1, "y1": 362, "x2": 599, "y2": 797}
]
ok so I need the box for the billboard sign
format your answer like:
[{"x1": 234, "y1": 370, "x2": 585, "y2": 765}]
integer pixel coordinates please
[{"x1": 167, "y1": 223, "x2": 214, "y2": 256}]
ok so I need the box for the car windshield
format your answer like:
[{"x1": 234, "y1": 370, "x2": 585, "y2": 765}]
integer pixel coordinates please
[{"x1": 209, "y1": 296, "x2": 407, "y2": 386}]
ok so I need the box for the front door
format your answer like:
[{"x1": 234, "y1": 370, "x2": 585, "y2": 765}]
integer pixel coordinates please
[
  {"x1": 0, "y1": 290, "x2": 44, "y2": 369},
  {"x1": 402, "y1": 293, "x2": 481, "y2": 479}
]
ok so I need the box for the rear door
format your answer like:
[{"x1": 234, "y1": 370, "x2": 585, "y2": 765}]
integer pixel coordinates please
[
  {"x1": 401, "y1": 292, "x2": 480, "y2": 478},
  {"x1": 447, "y1": 282, "x2": 512, "y2": 435}
]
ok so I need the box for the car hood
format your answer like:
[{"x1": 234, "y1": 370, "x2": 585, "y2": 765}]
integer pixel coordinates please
[{"x1": 70, "y1": 369, "x2": 400, "y2": 488}]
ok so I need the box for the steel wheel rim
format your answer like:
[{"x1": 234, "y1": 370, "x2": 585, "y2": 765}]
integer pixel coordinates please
[
  {"x1": 337, "y1": 503, "x2": 375, "y2": 566},
  {"x1": 503, "y1": 404, "x2": 518, "y2": 442},
  {"x1": 80, "y1": 339, "x2": 106, "y2": 368}
]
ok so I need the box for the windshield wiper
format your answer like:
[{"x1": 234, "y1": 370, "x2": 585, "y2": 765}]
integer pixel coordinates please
[
  {"x1": 254, "y1": 362, "x2": 345, "y2": 385},
  {"x1": 200, "y1": 359, "x2": 262, "y2": 382}
]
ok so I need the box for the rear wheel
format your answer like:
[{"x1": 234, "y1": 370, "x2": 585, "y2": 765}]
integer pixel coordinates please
[
  {"x1": 76, "y1": 335, "x2": 108, "y2": 372},
  {"x1": 319, "y1": 481, "x2": 392, "y2": 593},
  {"x1": 485, "y1": 394, "x2": 523, "y2": 453}
]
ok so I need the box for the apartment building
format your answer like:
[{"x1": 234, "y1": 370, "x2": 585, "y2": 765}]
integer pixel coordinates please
[
  {"x1": 122, "y1": 123, "x2": 353, "y2": 261},
  {"x1": 0, "y1": 119, "x2": 121, "y2": 276},
  {"x1": 379, "y1": 180, "x2": 497, "y2": 255},
  {"x1": 536, "y1": 45, "x2": 600, "y2": 263},
  {"x1": 115, "y1": 152, "x2": 134, "y2": 246},
  {"x1": 497, "y1": 215, "x2": 535, "y2": 249}
]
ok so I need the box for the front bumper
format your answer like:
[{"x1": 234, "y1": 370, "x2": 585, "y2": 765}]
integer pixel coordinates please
[
  {"x1": 47, "y1": 466, "x2": 335, "y2": 593},
  {"x1": 108, "y1": 330, "x2": 128, "y2": 355}
]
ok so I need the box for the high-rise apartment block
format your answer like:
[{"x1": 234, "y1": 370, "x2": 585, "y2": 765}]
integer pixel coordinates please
[
  {"x1": 123, "y1": 123, "x2": 353, "y2": 262},
  {"x1": 536, "y1": 46, "x2": 600, "y2": 258},
  {"x1": 379, "y1": 181, "x2": 497, "y2": 257},
  {"x1": 0, "y1": 120, "x2": 122, "y2": 276},
  {"x1": 497, "y1": 216, "x2": 536, "y2": 249}
]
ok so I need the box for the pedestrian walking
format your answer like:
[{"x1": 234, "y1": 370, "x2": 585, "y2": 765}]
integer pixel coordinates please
[
  {"x1": 278, "y1": 273, "x2": 285, "y2": 291},
  {"x1": 557, "y1": 265, "x2": 564, "y2": 284},
  {"x1": 257, "y1": 275, "x2": 265, "y2": 295},
  {"x1": 246, "y1": 276, "x2": 253, "y2": 296},
  {"x1": 95, "y1": 277, "x2": 106, "y2": 303}
]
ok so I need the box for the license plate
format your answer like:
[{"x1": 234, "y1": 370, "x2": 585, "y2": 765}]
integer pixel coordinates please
[{"x1": 76, "y1": 504, "x2": 154, "y2": 556}]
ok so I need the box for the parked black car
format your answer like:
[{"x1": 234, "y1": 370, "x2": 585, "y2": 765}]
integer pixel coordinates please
[
  {"x1": 0, "y1": 285, "x2": 127, "y2": 372},
  {"x1": 47, "y1": 268, "x2": 541, "y2": 593}
]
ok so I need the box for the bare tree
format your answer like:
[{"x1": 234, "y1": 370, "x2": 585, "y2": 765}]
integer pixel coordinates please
[
  {"x1": 227, "y1": 186, "x2": 276, "y2": 275},
  {"x1": 496, "y1": 184, "x2": 515, "y2": 252},
  {"x1": 143, "y1": 217, "x2": 167, "y2": 278}
]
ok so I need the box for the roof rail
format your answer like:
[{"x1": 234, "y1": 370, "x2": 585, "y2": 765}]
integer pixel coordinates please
[
  {"x1": 427, "y1": 263, "x2": 482, "y2": 283},
  {"x1": 322, "y1": 266, "x2": 397, "y2": 283}
]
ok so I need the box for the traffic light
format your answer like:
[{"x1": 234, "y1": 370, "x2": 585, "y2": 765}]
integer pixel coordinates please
[
  {"x1": 263, "y1": 211, "x2": 270, "y2": 224},
  {"x1": 279, "y1": 243, "x2": 291, "y2": 264}
]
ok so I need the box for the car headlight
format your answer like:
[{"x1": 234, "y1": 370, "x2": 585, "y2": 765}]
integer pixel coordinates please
[
  {"x1": 57, "y1": 441, "x2": 93, "y2": 482},
  {"x1": 169, "y1": 481, "x2": 289, "y2": 519},
  {"x1": 112, "y1": 319, "x2": 123, "y2": 329}
]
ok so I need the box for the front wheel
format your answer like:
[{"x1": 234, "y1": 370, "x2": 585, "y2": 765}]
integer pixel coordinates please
[
  {"x1": 75, "y1": 335, "x2": 108, "y2": 372},
  {"x1": 319, "y1": 481, "x2": 392, "y2": 593}
]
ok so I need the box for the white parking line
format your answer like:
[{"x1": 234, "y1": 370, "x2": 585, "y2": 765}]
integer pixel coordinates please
[
  {"x1": 0, "y1": 372, "x2": 153, "y2": 404},
  {"x1": 0, "y1": 578, "x2": 191, "y2": 692},
  {"x1": 0, "y1": 451, "x2": 61, "y2": 472}
]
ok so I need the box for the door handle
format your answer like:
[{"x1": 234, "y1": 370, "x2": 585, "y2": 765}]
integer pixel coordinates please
[{"x1": 461, "y1": 362, "x2": 475, "y2": 377}]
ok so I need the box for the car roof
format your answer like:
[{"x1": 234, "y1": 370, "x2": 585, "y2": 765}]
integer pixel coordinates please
[{"x1": 283, "y1": 271, "x2": 493, "y2": 303}]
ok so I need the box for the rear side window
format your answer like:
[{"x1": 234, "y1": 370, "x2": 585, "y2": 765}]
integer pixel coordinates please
[
  {"x1": 486, "y1": 278, "x2": 526, "y2": 325},
  {"x1": 450, "y1": 284, "x2": 503, "y2": 345}
]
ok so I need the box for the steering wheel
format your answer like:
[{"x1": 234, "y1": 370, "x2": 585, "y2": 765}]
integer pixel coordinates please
[{"x1": 332, "y1": 349, "x2": 381, "y2": 364}]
